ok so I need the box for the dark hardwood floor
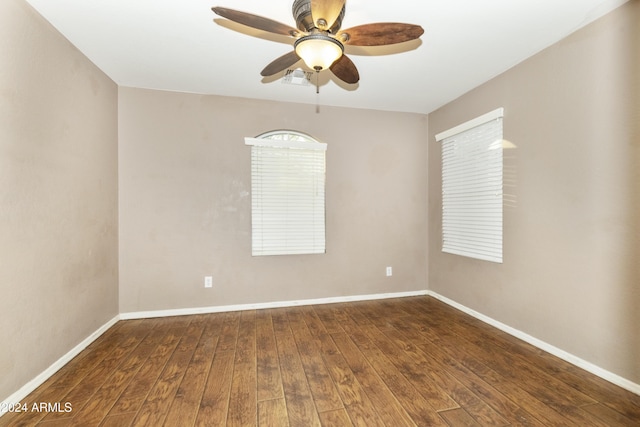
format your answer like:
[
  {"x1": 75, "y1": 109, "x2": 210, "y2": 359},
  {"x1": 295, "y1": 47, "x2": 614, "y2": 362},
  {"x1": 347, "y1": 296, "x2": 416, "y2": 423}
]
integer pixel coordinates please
[{"x1": 1, "y1": 296, "x2": 639, "y2": 426}]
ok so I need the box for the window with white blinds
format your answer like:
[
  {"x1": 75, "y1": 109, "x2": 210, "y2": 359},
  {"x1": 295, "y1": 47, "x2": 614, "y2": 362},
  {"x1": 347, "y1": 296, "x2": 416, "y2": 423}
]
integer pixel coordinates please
[
  {"x1": 435, "y1": 108, "x2": 504, "y2": 263},
  {"x1": 245, "y1": 132, "x2": 326, "y2": 256}
]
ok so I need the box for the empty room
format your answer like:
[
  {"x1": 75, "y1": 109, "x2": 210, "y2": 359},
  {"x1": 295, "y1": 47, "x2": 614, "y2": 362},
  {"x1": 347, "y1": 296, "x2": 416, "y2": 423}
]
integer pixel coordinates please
[{"x1": 1, "y1": 0, "x2": 639, "y2": 425}]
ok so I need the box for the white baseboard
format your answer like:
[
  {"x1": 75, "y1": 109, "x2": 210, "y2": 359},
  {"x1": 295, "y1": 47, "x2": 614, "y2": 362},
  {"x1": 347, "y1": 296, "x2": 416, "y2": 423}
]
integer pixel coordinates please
[
  {"x1": 120, "y1": 290, "x2": 429, "y2": 320},
  {"x1": 426, "y1": 290, "x2": 640, "y2": 396},
  {"x1": 0, "y1": 315, "x2": 120, "y2": 416}
]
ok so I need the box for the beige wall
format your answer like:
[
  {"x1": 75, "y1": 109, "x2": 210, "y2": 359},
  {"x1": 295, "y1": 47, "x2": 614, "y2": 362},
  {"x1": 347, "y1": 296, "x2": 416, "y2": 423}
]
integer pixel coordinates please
[
  {"x1": 428, "y1": 1, "x2": 639, "y2": 383},
  {"x1": 0, "y1": 0, "x2": 118, "y2": 401},
  {"x1": 118, "y1": 88, "x2": 428, "y2": 313}
]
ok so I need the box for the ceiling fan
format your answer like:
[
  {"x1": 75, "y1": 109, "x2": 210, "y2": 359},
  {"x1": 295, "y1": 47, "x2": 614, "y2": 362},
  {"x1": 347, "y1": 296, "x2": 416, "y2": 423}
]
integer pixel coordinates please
[{"x1": 212, "y1": 0, "x2": 424, "y2": 85}]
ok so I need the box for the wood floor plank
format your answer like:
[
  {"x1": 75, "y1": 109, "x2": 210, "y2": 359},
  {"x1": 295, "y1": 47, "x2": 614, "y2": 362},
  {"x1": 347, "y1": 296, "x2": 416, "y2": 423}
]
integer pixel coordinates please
[
  {"x1": 0, "y1": 321, "x2": 148, "y2": 427},
  {"x1": 415, "y1": 299, "x2": 611, "y2": 418},
  {"x1": 343, "y1": 328, "x2": 448, "y2": 426},
  {"x1": 42, "y1": 322, "x2": 153, "y2": 423},
  {"x1": 194, "y1": 350, "x2": 235, "y2": 426},
  {"x1": 64, "y1": 321, "x2": 164, "y2": 426},
  {"x1": 38, "y1": 418, "x2": 85, "y2": 427},
  {"x1": 460, "y1": 332, "x2": 596, "y2": 408},
  {"x1": 318, "y1": 408, "x2": 354, "y2": 426},
  {"x1": 216, "y1": 311, "x2": 241, "y2": 353},
  {"x1": 352, "y1": 319, "x2": 460, "y2": 412},
  {"x1": 227, "y1": 310, "x2": 257, "y2": 427},
  {"x1": 524, "y1": 350, "x2": 640, "y2": 422},
  {"x1": 272, "y1": 309, "x2": 322, "y2": 427},
  {"x1": 340, "y1": 403, "x2": 386, "y2": 427},
  {"x1": 129, "y1": 319, "x2": 204, "y2": 426},
  {"x1": 312, "y1": 305, "x2": 344, "y2": 334},
  {"x1": 453, "y1": 349, "x2": 592, "y2": 427},
  {"x1": 393, "y1": 298, "x2": 637, "y2": 427},
  {"x1": 255, "y1": 310, "x2": 284, "y2": 402},
  {"x1": 439, "y1": 407, "x2": 481, "y2": 426},
  {"x1": 298, "y1": 306, "x2": 329, "y2": 337},
  {"x1": 353, "y1": 299, "x2": 413, "y2": 326},
  {"x1": 99, "y1": 411, "x2": 136, "y2": 427},
  {"x1": 335, "y1": 311, "x2": 449, "y2": 426},
  {"x1": 39, "y1": 321, "x2": 133, "y2": 395},
  {"x1": 287, "y1": 309, "x2": 343, "y2": 413},
  {"x1": 409, "y1": 323, "x2": 576, "y2": 425},
  {"x1": 439, "y1": 336, "x2": 604, "y2": 425},
  {"x1": 379, "y1": 317, "x2": 524, "y2": 426},
  {"x1": 1, "y1": 296, "x2": 638, "y2": 427},
  {"x1": 582, "y1": 402, "x2": 640, "y2": 427},
  {"x1": 330, "y1": 332, "x2": 416, "y2": 427},
  {"x1": 258, "y1": 398, "x2": 289, "y2": 427},
  {"x1": 315, "y1": 334, "x2": 386, "y2": 427},
  {"x1": 400, "y1": 305, "x2": 604, "y2": 426},
  {"x1": 162, "y1": 315, "x2": 222, "y2": 427},
  {"x1": 410, "y1": 332, "x2": 545, "y2": 426},
  {"x1": 106, "y1": 317, "x2": 191, "y2": 416}
]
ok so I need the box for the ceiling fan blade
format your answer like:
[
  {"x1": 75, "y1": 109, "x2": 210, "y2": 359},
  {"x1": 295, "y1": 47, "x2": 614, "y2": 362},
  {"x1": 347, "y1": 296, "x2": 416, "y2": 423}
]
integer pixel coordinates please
[
  {"x1": 261, "y1": 51, "x2": 301, "y2": 77},
  {"x1": 338, "y1": 23, "x2": 424, "y2": 46},
  {"x1": 212, "y1": 7, "x2": 298, "y2": 37},
  {"x1": 330, "y1": 54, "x2": 359, "y2": 84},
  {"x1": 310, "y1": 0, "x2": 345, "y2": 30}
]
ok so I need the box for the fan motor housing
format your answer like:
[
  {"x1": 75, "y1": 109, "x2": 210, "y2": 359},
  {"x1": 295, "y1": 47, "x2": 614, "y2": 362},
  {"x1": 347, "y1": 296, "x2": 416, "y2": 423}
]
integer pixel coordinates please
[{"x1": 292, "y1": 0, "x2": 345, "y2": 33}]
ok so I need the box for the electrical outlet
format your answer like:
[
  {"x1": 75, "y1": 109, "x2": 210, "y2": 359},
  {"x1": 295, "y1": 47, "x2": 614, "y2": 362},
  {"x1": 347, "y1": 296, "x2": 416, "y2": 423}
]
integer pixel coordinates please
[
  {"x1": 204, "y1": 276, "x2": 213, "y2": 288},
  {"x1": 386, "y1": 266, "x2": 392, "y2": 277}
]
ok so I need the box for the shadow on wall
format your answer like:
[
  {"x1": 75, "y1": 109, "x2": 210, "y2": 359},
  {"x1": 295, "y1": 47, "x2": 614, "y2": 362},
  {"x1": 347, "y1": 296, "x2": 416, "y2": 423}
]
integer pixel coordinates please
[{"x1": 502, "y1": 139, "x2": 518, "y2": 210}]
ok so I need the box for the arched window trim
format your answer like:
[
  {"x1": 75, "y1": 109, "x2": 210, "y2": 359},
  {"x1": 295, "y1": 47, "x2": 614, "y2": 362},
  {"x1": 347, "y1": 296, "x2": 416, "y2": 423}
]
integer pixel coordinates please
[{"x1": 256, "y1": 129, "x2": 320, "y2": 144}]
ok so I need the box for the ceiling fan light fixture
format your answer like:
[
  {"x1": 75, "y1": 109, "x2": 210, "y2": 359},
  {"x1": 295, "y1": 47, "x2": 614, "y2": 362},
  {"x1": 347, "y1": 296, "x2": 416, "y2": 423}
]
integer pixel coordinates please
[
  {"x1": 294, "y1": 34, "x2": 343, "y2": 71},
  {"x1": 212, "y1": 1, "x2": 423, "y2": 85}
]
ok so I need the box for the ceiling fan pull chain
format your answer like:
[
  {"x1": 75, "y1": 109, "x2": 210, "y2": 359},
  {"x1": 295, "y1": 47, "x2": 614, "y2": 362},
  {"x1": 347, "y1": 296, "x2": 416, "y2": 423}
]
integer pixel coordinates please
[{"x1": 316, "y1": 71, "x2": 321, "y2": 113}]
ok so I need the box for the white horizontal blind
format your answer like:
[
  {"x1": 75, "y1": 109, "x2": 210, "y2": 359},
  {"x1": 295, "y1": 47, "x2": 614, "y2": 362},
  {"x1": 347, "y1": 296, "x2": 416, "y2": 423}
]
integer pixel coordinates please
[
  {"x1": 437, "y1": 109, "x2": 503, "y2": 263},
  {"x1": 245, "y1": 137, "x2": 326, "y2": 256}
]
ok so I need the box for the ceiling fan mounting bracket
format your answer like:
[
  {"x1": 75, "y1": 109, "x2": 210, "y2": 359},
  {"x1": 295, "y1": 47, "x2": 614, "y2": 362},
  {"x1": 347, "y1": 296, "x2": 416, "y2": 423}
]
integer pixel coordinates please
[{"x1": 292, "y1": 0, "x2": 345, "y2": 33}]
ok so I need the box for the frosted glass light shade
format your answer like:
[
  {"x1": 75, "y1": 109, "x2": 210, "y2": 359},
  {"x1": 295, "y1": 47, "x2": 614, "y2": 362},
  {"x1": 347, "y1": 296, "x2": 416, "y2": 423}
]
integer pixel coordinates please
[{"x1": 294, "y1": 35, "x2": 343, "y2": 71}]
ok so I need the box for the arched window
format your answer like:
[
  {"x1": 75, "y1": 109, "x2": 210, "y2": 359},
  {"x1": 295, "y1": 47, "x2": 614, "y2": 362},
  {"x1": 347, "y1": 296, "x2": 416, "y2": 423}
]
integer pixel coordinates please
[
  {"x1": 244, "y1": 130, "x2": 326, "y2": 256},
  {"x1": 257, "y1": 130, "x2": 317, "y2": 143}
]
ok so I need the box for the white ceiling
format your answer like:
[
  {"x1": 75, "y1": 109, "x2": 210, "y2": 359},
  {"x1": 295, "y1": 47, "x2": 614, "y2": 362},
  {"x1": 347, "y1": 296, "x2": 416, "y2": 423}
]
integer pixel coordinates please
[{"x1": 25, "y1": 0, "x2": 628, "y2": 114}]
